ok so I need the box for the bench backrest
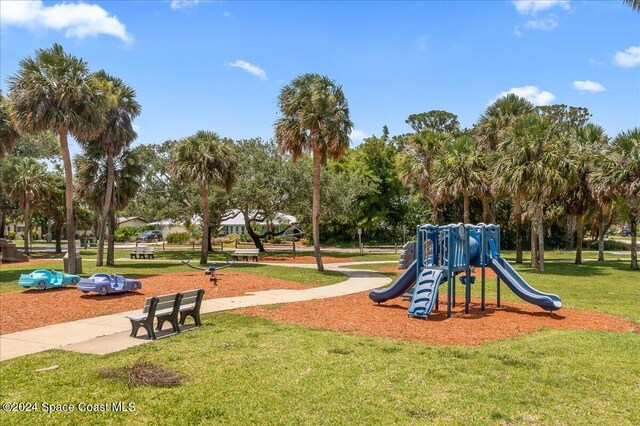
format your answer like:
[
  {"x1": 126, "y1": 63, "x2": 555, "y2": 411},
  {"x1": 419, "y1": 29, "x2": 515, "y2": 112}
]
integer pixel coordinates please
[
  {"x1": 180, "y1": 289, "x2": 204, "y2": 305},
  {"x1": 154, "y1": 293, "x2": 182, "y2": 312},
  {"x1": 141, "y1": 296, "x2": 159, "y2": 315},
  {"x1": 235, "y1": 249, "x2": 259, "y2": 254}
]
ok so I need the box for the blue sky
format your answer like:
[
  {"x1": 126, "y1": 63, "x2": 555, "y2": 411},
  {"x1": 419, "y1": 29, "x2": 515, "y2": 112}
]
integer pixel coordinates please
[{"x1": 1, "y1": 0, "x2": 638, "y2": 155}]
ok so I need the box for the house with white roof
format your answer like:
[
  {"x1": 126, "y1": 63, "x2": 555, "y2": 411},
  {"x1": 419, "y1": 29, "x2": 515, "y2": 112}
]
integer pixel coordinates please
[{"x1": 220, "y1": 210, "x2": 298, "y2": 236}]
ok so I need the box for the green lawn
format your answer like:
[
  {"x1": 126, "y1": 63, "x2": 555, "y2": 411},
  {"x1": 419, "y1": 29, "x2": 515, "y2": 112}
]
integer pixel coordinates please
[
  {"x1": 0, "y1": 314, "x2": 637, "y2": 425},
  {"x1": 0, "y1": 260, "x2": 345, "y2": 294}
]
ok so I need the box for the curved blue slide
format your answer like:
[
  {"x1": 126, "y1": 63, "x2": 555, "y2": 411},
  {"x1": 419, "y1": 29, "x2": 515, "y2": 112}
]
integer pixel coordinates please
[
  {"x1": 489, "y1": 257, "x2": 562, "y2": 311},
  {"x1": 369, "y1": 261, "x2": 417, "y2": 303}
]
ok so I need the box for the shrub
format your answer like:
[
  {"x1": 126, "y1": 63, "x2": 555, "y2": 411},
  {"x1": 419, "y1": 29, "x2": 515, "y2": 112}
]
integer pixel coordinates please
[
  {"x1": 7, "y1": 231, "x2": 16, "y2": 240},
  {"x1": 166, "y1": 232, "x2": 190, "y2": 244},
  {"x1": 226, "y1": 233, "x2": 242, "y2": 242},
  {"x1": 114, "y1": 226, "x2": 139, "y2": 242},
  {"x1": 588, "y1": 240, "x2": 631, "y2": 251}
]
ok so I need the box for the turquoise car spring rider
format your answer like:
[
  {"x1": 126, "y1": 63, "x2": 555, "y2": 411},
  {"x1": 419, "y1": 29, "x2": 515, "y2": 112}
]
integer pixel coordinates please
[{"x1": 18, "y1": 269, "x2": 81, "y2": 290}]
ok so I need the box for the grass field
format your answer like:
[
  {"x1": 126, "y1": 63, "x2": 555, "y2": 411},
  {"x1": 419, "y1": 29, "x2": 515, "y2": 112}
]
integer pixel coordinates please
[
  {"x1": 1, "y1": 253, "x2": 638, "y2": 425},
  {"x1": 0, "y1": 314, "x2": 638, "y2": 425}
]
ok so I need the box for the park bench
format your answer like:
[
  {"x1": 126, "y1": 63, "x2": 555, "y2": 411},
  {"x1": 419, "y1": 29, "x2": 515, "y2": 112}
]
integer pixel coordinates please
[
  {"x1": 130, "y1": 246, "x2": 155, "y2": 259},
  {"x1": 232, "y1": 248, "x2": 259, "y2": 262},
  {"x1": 126, "y1": 289, "x2": 205, "y2": 340}
]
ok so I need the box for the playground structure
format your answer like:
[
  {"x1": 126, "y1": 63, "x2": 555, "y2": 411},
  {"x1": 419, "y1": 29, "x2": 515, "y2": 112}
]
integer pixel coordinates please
[{"x1": 369, "y1": 223, "x2": 562, "y2": 319}]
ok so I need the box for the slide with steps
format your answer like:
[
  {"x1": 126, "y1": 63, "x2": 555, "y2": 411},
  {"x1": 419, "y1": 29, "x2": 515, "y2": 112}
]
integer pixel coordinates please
[{"x1": 407, "y1": 268, "x2": 445, "y2": 319}]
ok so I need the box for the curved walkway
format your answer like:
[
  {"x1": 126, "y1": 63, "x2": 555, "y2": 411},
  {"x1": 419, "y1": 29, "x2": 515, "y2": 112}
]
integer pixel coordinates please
[{"x1": 0, "y1": 263, "x2": 390, "y2": 362}]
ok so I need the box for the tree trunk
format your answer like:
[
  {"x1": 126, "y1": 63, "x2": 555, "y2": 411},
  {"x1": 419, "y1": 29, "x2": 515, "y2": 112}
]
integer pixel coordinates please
[
  {"x1": 242, "y1": 210, "x2": 266, "y2": 252},
  {"x1": 430, "y1": 200, "x2": 440, "y2": 225},
  {"x1": 0, "y1": 211, "x2": 5, "y2": 238},
  {"x1": 575, "y1": 213, "x2": 584, "y2": 264},
  {"x1": 55, "y1": 227, "x2": 62, "y2": 253},
  {"x1": 481, "y1": 193, "x2": 490, "y2": 223},
  {"x1": 514, "y1": 195, "x2": 523, "y2": 263},
  {"x1": 23, "y1": 197, "x2": 30, "y2": 255},
  {"x1": 463, "y1": 190, "x2": 470, "y2": 224},
  {"x1": 536, "y1": 202, "x2": 545, "y2": 273},
  {"x1": 59, "y1": 128, "x2": 77, "y2": 273},
  {"x1": 96, "y1": 152, "x2": 115, "y2": 266},
  {"x1": 312, "y1": 144, "x2": 324, "y2": 271},
  {"x1": 630, "y1": 213, "x2": 638, "y2": 271},
  {"x1": 598, "y1": 207, "x2": 606, "y2": 262},
  {"x1": 107, "y1": 208, "x2": 116, "y2": 266},
  {"x1": 198, "y1": 182, "x2": 209, "y2": 265},
  {"x1": 530, "y1": 213, "x2": 539, "y2": 268},
  {"x1": 207, "y1": 226, "x2": 213, "y2": 252}
]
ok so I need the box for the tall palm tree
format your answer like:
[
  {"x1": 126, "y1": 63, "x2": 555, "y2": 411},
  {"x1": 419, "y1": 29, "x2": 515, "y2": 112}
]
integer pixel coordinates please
[
  {"x1": 82, "y1": 71, "x2": 140, "y2": 266},
  {"x1": 7, "y1": 44, "x2": 104, "y2": 273},
  {"x1": 476, "y1": 94, "x2": 535, "y2": 263},
  {"x1": 397, "y1": 130, "x2": 448, "y2": 224},
  {"x1": 433, "y1": 135, "x2": 485, "y2": 223},
  {"x1": 170, "y1": 131, "x2": 238, "y2": 265},
  {"x1": 590, "y1": 128, "x2": 640, "y2": 270},
  {"x1": 75, "y1": 145, "x2": 143, "y2": 265},
  {"x1": 275, "y1": 74, "x2": 353, "y2": 271},
  {"x1": 565, "y1": 124, "x2": 608, "y2": 263},
  {"x1": 7, "y1": 157, "x2": 49, "y2": 254},
  {"x1": 0, "y1": 90, "x2": 19, "y2": 159},
  {"x1": 496, "y1": 114, "x2": 573, "y2": 272},
  {"x1": 624, "y1": 0, "x2": 640, "y2": 12}
]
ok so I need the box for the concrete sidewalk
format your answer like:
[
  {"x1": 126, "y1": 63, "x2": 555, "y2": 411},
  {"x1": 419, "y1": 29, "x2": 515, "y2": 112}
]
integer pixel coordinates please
[{"x1": 0, "y1": 265, "x2": 390, "y2": 361}]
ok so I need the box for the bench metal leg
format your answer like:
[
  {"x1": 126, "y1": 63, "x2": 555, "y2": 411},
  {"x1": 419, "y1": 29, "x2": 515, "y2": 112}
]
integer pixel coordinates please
[
  {"x1": 180, "y1": 311, "x2": 202, "y2": 327},
  {"x1": 130, "y1": 319, "x2": 140, "y2": 337}
]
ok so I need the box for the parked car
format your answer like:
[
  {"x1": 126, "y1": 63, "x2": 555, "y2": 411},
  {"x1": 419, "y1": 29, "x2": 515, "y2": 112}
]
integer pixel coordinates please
[
  {"x1": 77, "y1": 273, "x2": 142, "y2": 295},
  {"x1": 620, "y1": 228, "x2": 632, "y2": 237},
  {"x1": 18, "y1": 269, "x2": 80, "y2": 290},
  {"x1": 135, "y1": 230, "x2": 163, "y2": 242}
]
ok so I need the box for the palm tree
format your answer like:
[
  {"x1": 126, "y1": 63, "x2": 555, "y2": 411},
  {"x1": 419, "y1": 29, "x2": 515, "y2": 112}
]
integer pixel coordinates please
[
  {"x1": 0, "y1": 90, "x2": 19, "y2": 159},
  {"x1": 590, "y1": 128, "x2": 640, "y2": 270},
  {"x1": 82, "y1": 71, "x2": 140, "y2": 266},
  {"x1": 433, "y1": 135, "x2": 485, "y2": 223},
  {"x1": 7, "y1": 157, "x2": 49, "y2": 254},
  {"x1": 75, "y1": 145, "x2": 143, "y2": 265},
  {"x1": 476, "y1": 94, "x2": 535, "y2": 263},
  {"x1": 565, "y1": 124, "x2": 608, "y2": 263},
  {"x1": 274, "y1": 74, "x2": 353, "y2": 271},
  {"x1": 624, "y1": 0, "x2": 640, "y2": 12},
  {"x1": 7, "y1": 44, "x2": 104, "y2": 273},
  {"x1": 397, "y1": 130, "x2": 448, "y2": 224},
  {"x1": 496, "y1": 114, "x2": 573, "y2": 272},
  {"x1": 170, "y1": 131, "x2": 238, "y2": 265}
]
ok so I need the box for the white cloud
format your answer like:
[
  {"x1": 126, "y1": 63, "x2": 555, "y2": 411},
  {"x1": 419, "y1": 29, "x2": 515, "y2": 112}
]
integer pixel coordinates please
[
  {"x1": 573, "y1": 80, "x2": 606, "y2": 93},
  {"x1": 588, "y1": 58, "x2": 603, "y2": 66},
  {"x1": 0, "y1": 0, "x2": 132, "y2": 43},
  {"x1": 227, "y1": 60, "x2": 267, "y2": 80},
  {"x1": 350, "y1": 129, "x2": 370, "y2": 141},
  {"x1": 512, "y1": 0, "x2": 570, "y2": 15},
  {"x1": 523, "y1": 16, "x2": 558, "y2": 31},
  {"x1": 490, "y1": 86, "x2": 556, "y2": 106},
  {"x1": 170, "y1": 0, "x2": 200, "y2": 10},
  {"x1": 223, "y1": 11, "x2": 231, "y2": 18},
  {"x1": 613, "y1": 45, "x2": 640, "y2": 68}
]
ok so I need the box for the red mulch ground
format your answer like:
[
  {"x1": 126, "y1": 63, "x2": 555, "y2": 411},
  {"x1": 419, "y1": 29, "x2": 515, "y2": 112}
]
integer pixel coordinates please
[
  {"x1": 261, "y1": 256, "x2": 354, "y2": 264},
  {"x1": 239, "y1": 292, "x2": 637, "y2": 345},
  {"x1": 0, "y1": 271, "x2": 306, "y2": 335}
]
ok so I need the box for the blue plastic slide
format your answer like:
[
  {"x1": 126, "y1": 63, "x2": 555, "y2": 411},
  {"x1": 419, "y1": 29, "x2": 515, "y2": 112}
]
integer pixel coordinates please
[
  {"x1": 407, "y1": 268, "x2": 445, "y2": 319},
  {"x1": 489, "y1": 257, "x2": 562, "y2": 311},
  {"x1": 369, "y1": 261, "x2": 417, "y2": 303}
]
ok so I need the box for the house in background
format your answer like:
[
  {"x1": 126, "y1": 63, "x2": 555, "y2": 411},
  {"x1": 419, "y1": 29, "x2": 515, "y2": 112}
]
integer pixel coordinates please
[
  {"x1": 117, "y1": 217, "x2": 148, "y2": 229},
  {"x1": 146, "y1": 219, "x2": 189, "y2": 239},
  {"x1": 220, "y1": 210, "x2": 297, "y2": 236}
]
